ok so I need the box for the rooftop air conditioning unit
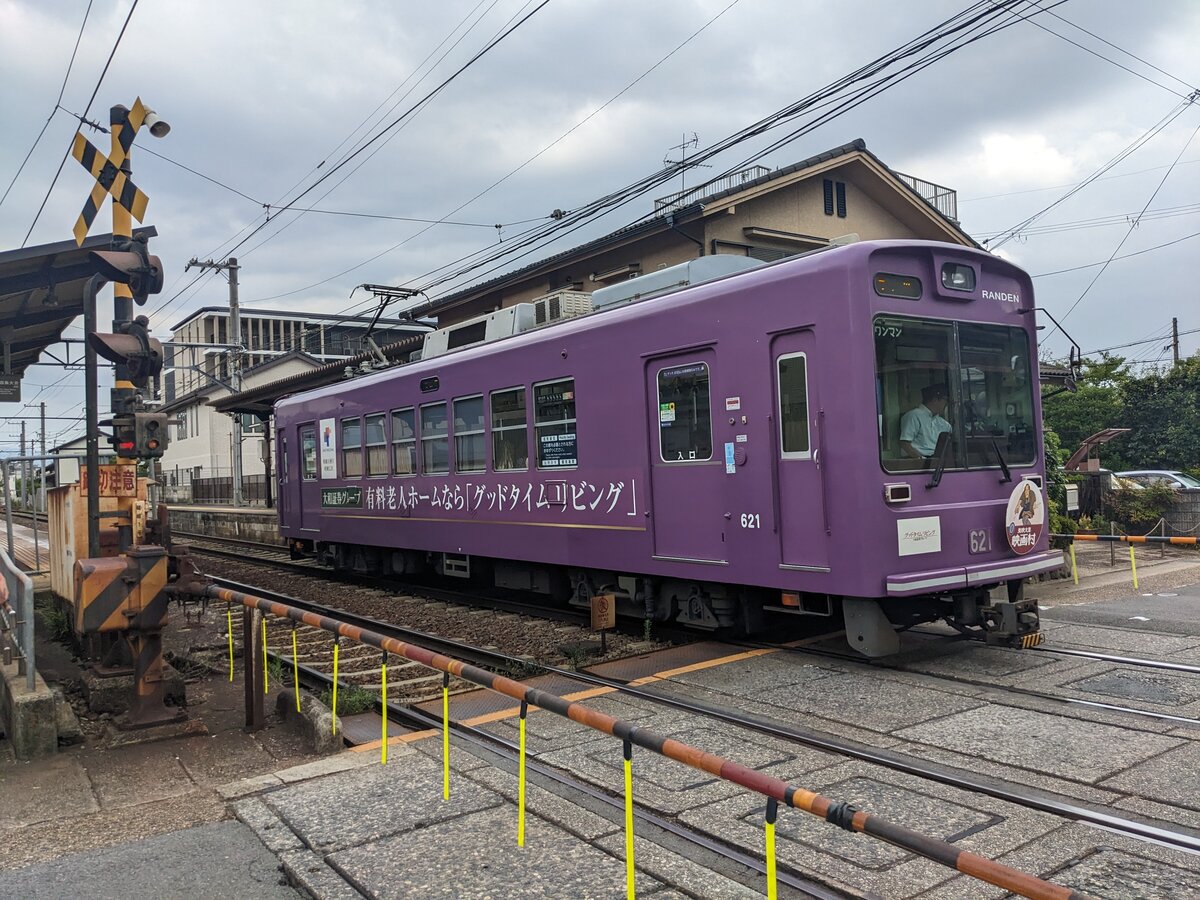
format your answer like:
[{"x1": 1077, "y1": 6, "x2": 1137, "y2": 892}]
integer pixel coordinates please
[{"x1": 533, "y1": 290, "x2": 592, "y2": 326}]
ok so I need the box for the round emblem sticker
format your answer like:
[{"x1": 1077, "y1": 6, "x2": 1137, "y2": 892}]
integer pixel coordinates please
[{"x1": 1004, "y1": 480, "x2": 1044, "y2": 555}]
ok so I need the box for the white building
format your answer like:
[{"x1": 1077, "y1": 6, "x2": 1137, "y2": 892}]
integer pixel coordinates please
[{"x1": 159, "y1": 308, "x2": 431, "y2": 503}]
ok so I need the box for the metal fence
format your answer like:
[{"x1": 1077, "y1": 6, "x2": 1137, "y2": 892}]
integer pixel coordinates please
[
  {"x1": 0, "y1": 547, "x2": 35, "y2": 692},
  {"x1": 160, "y1": 465, "x2": 272, "y2": 506}
]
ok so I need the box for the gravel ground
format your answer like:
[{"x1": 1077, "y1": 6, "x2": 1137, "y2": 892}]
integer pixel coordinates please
[{"x1": 192, "y1": 553, "x2": 673, "y2": 702}]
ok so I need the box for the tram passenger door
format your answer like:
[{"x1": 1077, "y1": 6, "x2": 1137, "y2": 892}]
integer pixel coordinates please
[
  {"x1": 298, "y1": 424, "x2": 319, "y2": 530},
  {"x1": 645, "y1": 350, "x2": 726, "y2": 563},
  {"x1": 772, "y1": 331, "x2": 829, "y2": 570},
  {"x1": 276, "y1": 429, "x2": 289, "y2": 525}
]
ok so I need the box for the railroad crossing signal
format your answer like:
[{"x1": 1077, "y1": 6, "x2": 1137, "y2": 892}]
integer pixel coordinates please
[{"x1": 70, "y1": 97, "x2": 152, "y2": 245}]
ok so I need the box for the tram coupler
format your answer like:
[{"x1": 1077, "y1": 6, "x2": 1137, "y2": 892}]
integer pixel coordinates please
[{"x1": 980, "y1": 596, "x2": 1043, "y2": 649}]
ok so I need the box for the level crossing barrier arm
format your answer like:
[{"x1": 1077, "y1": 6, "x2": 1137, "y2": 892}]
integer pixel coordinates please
[{"x1": 193, "y1": 582, "x2": 1091, "y2": 900}]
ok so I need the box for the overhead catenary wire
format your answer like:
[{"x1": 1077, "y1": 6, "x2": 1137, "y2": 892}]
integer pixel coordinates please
[
  {"x1": 21, "y1": 0, "x2": 140, "y2": 246},
  {"x1": 148, "y1": 0, "x2": 548, "y2": 322},
  {"x1": 0, "y1": 0, "x2": 94, "y2": 212}
]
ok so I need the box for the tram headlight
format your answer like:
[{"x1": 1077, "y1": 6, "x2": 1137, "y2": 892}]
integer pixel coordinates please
[{"x1": 941, "y1": 263, "x2": 976, "y2": 292}]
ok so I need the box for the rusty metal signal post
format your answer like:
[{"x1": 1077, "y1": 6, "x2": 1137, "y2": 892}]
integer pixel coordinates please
[{"x1": 71, "y1": 99, "x2": 178, "y2": 728}]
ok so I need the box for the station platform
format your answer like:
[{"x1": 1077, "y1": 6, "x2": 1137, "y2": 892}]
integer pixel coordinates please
[
  {"x1": 3, "y1": 521, "x2": 50, "y2": 572},
  {"x1": 165, "y1": 504, "x2": 281, "y2": 545}
]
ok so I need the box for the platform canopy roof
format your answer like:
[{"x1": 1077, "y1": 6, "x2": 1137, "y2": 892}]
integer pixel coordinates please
[{"x1": 0, "y1": 227, "x2": 156, "y2": 377}]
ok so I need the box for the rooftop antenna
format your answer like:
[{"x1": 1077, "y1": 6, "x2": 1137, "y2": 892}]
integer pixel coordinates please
[{"x1": 663, "y1": 132, "x2": 709, "y2": 202}]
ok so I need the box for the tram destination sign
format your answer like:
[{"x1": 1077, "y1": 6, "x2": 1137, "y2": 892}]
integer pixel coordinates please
[
  {"x1": 321, "y1": 487, "x2": 363, "y2": 508},
  {"x1": 0, "y1": 375, "x2": 19, "y2": 402}
]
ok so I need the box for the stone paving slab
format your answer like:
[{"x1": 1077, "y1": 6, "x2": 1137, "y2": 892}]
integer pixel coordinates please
[
  {"x1": 592, "y1": 831, "x2": 765, "y2": 899},
  {"x1": 265, "y1": 746, "x2": 504, "y2": 853},
  {"x1": 536, "y1": 714, "x2": 840, "y2": 816},
  {"x1": 0, "y1": 753, "x2": 98, "y2": 829},
  {"x1": 1099, "y1": 740, "x2": 1200, "y2": 811},
  {"x1": 675, "y1": 756, "x2": 1063, "y2": 899},
  {"x1": 637, "y1": 678, "x2": 911, "y2": 750},
  {"x1": 1036, "y1": 621, "x2": 1200, "y2": 655},
  {"x1": 329, "y1": 805, "x2": 664, "y2": 899},
  {"x1": 755, "y1": 668, "x2": 984, "y2": 734},
  {"x1": 892, "y1": 703, "x2": 1185, "y2": 783},
  {"x1": 0, "y1": 821, "x2": 300, "y2": 900}
]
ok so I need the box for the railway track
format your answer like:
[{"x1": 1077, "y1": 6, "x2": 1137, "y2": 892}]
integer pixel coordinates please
[{"x1": 224, "y1": 577, "x2": 1200, "y2": 858}]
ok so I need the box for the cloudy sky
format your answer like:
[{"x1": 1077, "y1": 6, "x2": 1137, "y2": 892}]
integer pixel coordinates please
[{"x1": 1, "y1": 0, "x2": 1197, "y2": 450}]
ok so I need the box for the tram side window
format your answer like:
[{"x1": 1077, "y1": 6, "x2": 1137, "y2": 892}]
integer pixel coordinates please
[
  {"x1": 491, "y1": 388, "x2": 528, "y2": 471},
  {"x1": 657, "y1": 362, "x2": 712, "y2": 462},
  {"x1": 301, "y1": 427, "x2": 317, "y2": 480},
  {"x1": 365, "y1": 414, "x2": 387, "y2": 476},
  {"x1": 777, "y1": 354, "x2": 810, "y2": 456},
  {"x1": 534, "y1": 379, "x2": 577, "y2": 469},
  {"x1": 391, "y1": 408, "x2": 416, "y2": 475},
  {"x1": 341, "y1": 418, "x2": 363, "y2": 477},
  {"x1": 279, "y1": 435, "x2": 288, "y2": 483},
  {"x1": 454, "y1": 395, "x2": 485, "y2": 473},
  {"x1": 421, "y1": 402, "x2": 449, "y2": 475}
]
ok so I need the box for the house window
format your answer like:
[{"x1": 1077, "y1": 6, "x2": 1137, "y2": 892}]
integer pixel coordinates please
[
  {"x1": 391, "y1": 408, "x2": 416, "y2": 475},
  {"x1": 420, "y1": 402, "x2": 449, "y2": 475},
  {"x1": 823, "y1": 179, "x2": 847, "y2": 217},
  {"x1": 453, "y1": 396, "x2": 485, "y2": 473},
  {"x1": 491, "y1": 388, "x2": 528, "y2": 471},
  {"x1": 341, "y1": 418, "x2": 362, "y2": 477},
  {"x1": 365, "y1": 414, "x2": 388, "y2": 476}
]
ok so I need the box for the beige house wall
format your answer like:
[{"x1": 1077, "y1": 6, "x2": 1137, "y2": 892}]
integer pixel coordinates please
[{"x1": 437, "y1": 151, "x2": 968, "y2": 327}]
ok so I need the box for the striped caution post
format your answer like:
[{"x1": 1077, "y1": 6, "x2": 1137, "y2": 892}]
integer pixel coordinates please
[
  {"x1": 1130, "y1": 545, "x2": 1139, "y2": 589},
  {"x1": 518, "y1": 700, "x2": 528, "y2": 848},
  {"x1": 331, "y1": 639, "x2": 340, "y2": 736},
  {"x1": 442, "y1": 671, "x2": 451, "y2": 800},
  {"x1": 292, "y1": 626, "x2": 301, "y2": 712},
  {"x1": 381, "y1": 652, "x2": 388, "y2": 765},
  {"x1": 262, "y1": 617, "x2": 269, "y2": 695},
  {"x1": 764, "y1": 798, "x2": 779, "y2": 900},
  {"x1": 226, "y1": 604, "x2": 234, "y2": 682},
  {"x1": 624, "y1": 740, "x2": 635, "y2": 899}
]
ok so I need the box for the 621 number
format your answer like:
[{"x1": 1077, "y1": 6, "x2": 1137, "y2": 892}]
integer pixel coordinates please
[
  {"x1": 968, "y1": 529, "x2": 991, "y2": 554},
  {"x1": 740, "y1": 513, "x2": 761, "y2": 529}
]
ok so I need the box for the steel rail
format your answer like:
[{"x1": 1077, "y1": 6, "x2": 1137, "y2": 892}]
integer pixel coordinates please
[
  {"x1": 1030, "y1": 644, "x2": 1200, "y2": 674},
  {"x1": 214, "y1": 576, "x2": 1200, "y2": 857},
  {"x1": 279, "y1": 655, "x2": 845, "y2": 900},
  {"x1": 194, "y1": 581, "x2": 1090, "y2": 900}
]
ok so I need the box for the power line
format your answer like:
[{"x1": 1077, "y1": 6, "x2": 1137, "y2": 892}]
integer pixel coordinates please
[
  {"x1": 22, "y1": 0, "x2": 141, "y2": 246},
  {"x1": 987, "y1": 97, "x2": 1195, "y2": 250},
  {"x1": 0, "y1": 0, "x2": 94, "y2": 211},
  {"x1": 1031, "y1": 228, "x2": 1200, "y2": 276},
  {"x1": 1054, "y1": 115, "x2": 1200, "y2": 330},
  {"x1": 960, "y1": 158, "x2": 1200, "y2": 203}
]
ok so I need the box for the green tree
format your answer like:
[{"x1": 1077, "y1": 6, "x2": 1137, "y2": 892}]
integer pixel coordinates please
[{"x1": 1041, "y1": 355, "x2": 1127, "y2": 466}]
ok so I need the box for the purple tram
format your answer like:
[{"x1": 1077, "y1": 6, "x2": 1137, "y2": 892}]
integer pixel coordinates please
[{"x1": 274, "y1": 240, "x2": 1062, "y2": 656}]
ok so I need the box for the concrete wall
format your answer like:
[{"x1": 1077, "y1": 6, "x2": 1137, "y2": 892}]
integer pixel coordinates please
[{"x1": 167, "y1": 506, "x2": 281, "y2": 544}]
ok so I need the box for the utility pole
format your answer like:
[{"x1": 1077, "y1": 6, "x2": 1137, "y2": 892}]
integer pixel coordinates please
[
  {"x1": 185, "y1": 256, "x2": 244, "y2": 506},
  {"x1": 19, "y1": 420, "x2": 26, "y2": 509},
  {"x1": 39, "y1": 402, "x2": 46, "y2": 512},
  {"x1": 1172, "y1": 317, "x2": 1180, "y2": 367}
]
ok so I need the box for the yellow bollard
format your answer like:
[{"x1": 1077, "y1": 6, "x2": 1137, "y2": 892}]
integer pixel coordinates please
[
  {"x1": 1069, "y1": 542, "x2": 1078, "y2": 585},
  {"x1": 226, "y1": 605, "x2": 234, "y2": 682},
  {"x1": 624, "y1": 740, "x2": 635, "y2": 900},
  {"x1": 442, "y1": 671, "x2": 451, "y2": 800},
  {"x1": 262, "y1": 617, "x2": 269, "y2": 695},
  {"x1": 1130, "y1": 544, "x2": 1139, "y2": 590},
  {"x1": 292, "y1": 628, "x2": 301, "y2": 713},
  {"x1": 381, "y1": 654, "x2": 388, "y2": 765},
  {"x1": 518, "y1": 700, "x2": 528, "y2": 847},
  {"x1": 765, "y1": 798, "x2": 778, "y2": 900},
  {"x1": 331, "y1": 641, "x2": 340, "y2": 736}
]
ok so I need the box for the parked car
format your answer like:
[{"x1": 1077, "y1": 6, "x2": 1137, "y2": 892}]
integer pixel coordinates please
[{"x1": 1115, "y1": 470, "x2": 1200, "y2": 489}]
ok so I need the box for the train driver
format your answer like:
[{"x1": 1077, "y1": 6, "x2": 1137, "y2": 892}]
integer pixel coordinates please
[{"x1": 899, "y1": 383, "x2": 951, "y2": 459}]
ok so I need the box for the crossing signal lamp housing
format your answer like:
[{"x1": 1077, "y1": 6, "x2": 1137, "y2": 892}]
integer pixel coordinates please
[
  {"x1": 111, "y1": 414, "x2": 138, "y2": 458},
  {"x1": 87, "y1": 316, "x2": 163, "y2": 389},
  {"x1": 90, "y1": 237, "x2": 164, "y2": 305},
  {"x1": 134, "y1": 411, "x2": 168, "y2": 458}
]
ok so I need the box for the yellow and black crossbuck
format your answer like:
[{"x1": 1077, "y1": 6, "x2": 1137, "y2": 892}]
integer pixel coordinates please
[{"x1": 70, "y1": 97, "x2": 151, "y2": 245}]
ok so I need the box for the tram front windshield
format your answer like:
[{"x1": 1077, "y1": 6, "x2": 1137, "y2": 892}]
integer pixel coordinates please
[{"x1": 874, "y1": 316, "x2": 1036, "y2": 474}]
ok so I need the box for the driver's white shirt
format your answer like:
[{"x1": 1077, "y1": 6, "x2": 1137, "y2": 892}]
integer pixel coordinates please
[{"x1": 900, "y1": 403, "x2": 951, "y2": 457}]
